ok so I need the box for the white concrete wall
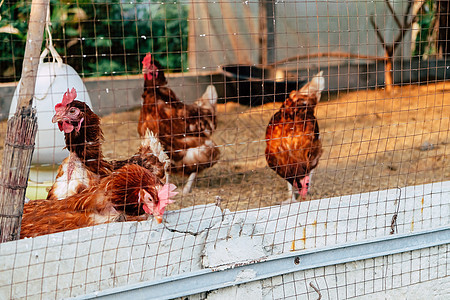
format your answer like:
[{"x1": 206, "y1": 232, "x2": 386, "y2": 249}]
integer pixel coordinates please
[
  {"x1": 0, "y1": 181, "x2": 448, "y2": 299},
  {"x1": 203, "y1": 245, "x2": 449, "y2": 300}
]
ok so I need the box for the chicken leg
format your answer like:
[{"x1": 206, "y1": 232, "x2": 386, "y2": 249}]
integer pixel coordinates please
[
  {"x1": 282, "y1": 182, "x2": 298, "y2": 205},
  {"x1": 183, "y1": 172, "x2": 197, "y2": 194}
]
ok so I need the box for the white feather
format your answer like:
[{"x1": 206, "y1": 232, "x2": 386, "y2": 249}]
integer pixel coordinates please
[{"x1": 52, "y1": 153, "x2": 98, "y2": 200}]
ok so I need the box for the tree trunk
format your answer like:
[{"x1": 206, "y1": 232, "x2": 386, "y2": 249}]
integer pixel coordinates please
[
  {"x1": 438, "y1": 0, "x2": 450, "y2": 57},
  {"x1": 384, "y1": 51, "x2": 393, "y2": 92}
]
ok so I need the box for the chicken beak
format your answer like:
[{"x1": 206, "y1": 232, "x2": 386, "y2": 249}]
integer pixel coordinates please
[
  {"x1": 52, "y1": 112, "x2": 68, "y2": 124},
  {"x1": 52, "y1": 114, "x2": 60, "y2": 123},
  {"x1": 155, "y1": 215, "x2": 163, "y2": 224}
]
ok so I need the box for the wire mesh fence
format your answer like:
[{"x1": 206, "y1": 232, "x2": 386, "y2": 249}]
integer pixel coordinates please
[{"x1": 0, "y1": 0, "x2": 449, "y2": 299}]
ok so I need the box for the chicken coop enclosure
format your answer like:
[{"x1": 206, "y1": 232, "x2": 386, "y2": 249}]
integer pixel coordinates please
[{"x1": 0, "y1": 0, "x2": 449, "y2": 299}]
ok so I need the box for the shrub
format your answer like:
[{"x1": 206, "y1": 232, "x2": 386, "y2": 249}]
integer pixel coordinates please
[{"x1": 0, "y1": 0, "x2": 188, "y2": 82}]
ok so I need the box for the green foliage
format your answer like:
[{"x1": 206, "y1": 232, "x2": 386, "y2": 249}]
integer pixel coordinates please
[
  {"x1": 413, "y1": 0, "x2": 437, "y2": 58},
  {"x1": 0, "y1": 0, "x2": 188, "y2": 82},
  {"x1": 0, "y1": 1, "x2": 30, "y2": 81}
]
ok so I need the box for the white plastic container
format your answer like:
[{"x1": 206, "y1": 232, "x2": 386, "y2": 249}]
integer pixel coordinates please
[{"x1": 9, "y1": 50, "x2": 92, "y2": 166}]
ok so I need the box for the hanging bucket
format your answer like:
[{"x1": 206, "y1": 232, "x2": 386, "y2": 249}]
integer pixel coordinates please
[{"x1": 8, "y1": 48, "x2": 93, "y2": 166}]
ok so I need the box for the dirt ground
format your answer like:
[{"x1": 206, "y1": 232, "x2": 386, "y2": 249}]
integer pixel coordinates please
[{"x1": 1, "y1": 83, "x2": 449, "y2": 211}]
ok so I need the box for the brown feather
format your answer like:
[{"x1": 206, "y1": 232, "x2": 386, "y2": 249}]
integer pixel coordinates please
[
  {"x1": 21, "y1": 199, "x2": 95, "y2": 238},
  {"x1": 61, "y1": 101, "x2": 111, "y2": 175},
  {"x1": 110, "y1": 142, "x2": 166, "y2": 180}
]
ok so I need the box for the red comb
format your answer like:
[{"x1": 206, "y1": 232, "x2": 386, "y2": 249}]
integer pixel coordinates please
[
  {"x1": 55, "y1": 88, "x2": 77, "y2": 112},
  {"x1": 142, "y1": 53, "x2": 152, "y2": 68},
  {"x1": 157, "y1": 183, "x2": 177, "y2": 214}
]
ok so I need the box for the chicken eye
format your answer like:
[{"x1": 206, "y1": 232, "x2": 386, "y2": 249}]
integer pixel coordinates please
[{"x1": 69, "y1": 108, "x2": 76, "y2": 114}]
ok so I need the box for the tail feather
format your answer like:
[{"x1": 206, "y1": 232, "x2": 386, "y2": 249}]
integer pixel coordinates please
[
  {"x1": 202, "y1": 85, "x2": 218, "y2": 106},
  {"x1": 142, "y1": 129, "x2": 170, "y2": 180},
  {"x1": 299, "y1": 71, "x2": 325, "y2": 98},
  {"x1": 195, "y1": 85, "x2": 218, "y2": 109}
]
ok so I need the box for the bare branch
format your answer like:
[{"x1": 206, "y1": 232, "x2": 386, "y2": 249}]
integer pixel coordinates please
[
  {"x1": 393, "y1": 1, "x2": 425, "y2": 50},
  {"x1": 385, "y1": 0, "x2": 403, "y2": 29},
  {"x1": 370, "y1": 15, "x2": 388, "y2": 50},
  {"x1": 403, "y1": 0, "x2": 414, "y2": 25}
]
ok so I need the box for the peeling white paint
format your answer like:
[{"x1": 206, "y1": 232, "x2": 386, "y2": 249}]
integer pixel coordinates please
[{"x1": 235, "y1": 269, "x2": 257, "y2": 283}]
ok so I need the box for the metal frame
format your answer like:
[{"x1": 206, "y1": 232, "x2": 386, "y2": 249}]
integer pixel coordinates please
[{"x1": 75, "y1": 226, "x2": 450, "y2": 300}]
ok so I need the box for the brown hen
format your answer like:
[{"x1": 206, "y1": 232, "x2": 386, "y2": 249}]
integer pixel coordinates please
[
  {"x1": 47, "y1": 88, "x2": 168, "y2": 200},
  {"x1": 138, "y1": 53, "x2": 220, "y2": 193},
  {"x1": 265, "y1": 72, "x2": 324, "y2": 203},
  {"x1": 21, "y1": 164, "x2": 177, "y2": 238}
]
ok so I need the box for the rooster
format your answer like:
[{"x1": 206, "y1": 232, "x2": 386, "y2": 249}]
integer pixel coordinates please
[
  {"x1": 138, "y1": 53, "x2": 220, "y2": 194},
  {"x1": 265, "y1": 71, "x2": 324, "y2": 203},
  {"x1": 48, "y1": 88, "x2": 168, "y2": 200},
  {"x1": 21, "y1": 164, "x2": 177, "y2": 238}
]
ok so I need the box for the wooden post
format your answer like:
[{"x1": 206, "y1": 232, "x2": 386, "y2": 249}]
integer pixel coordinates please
[
  {"x1": 265, "y1": 0, "x2": 276, "y2": 66},
  {"x1": 0, "y1": 0, "x2": 49, "y2": 243},
  {"x1": 259, "y1": 0, "x2": 276, "y2": 66}
]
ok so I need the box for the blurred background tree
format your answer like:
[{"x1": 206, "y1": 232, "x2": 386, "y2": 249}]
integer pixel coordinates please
[
  {"x1": 413, "y1": 0, "x2": 438, "y2": 59},
  {"x1": 437, "y1": 0, "x2": 450, "y2": 57},
  {"x1": 0, "y1": 0, "x2": 188, "y2": 82}
]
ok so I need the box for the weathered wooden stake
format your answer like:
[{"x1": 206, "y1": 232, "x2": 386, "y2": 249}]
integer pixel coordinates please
[
  {"x1": 0, "y1": 0, "x2": 49, "y2": 242},
  {"x1": 259, "y1": 0, "x2": 276, "y2": 66}
]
